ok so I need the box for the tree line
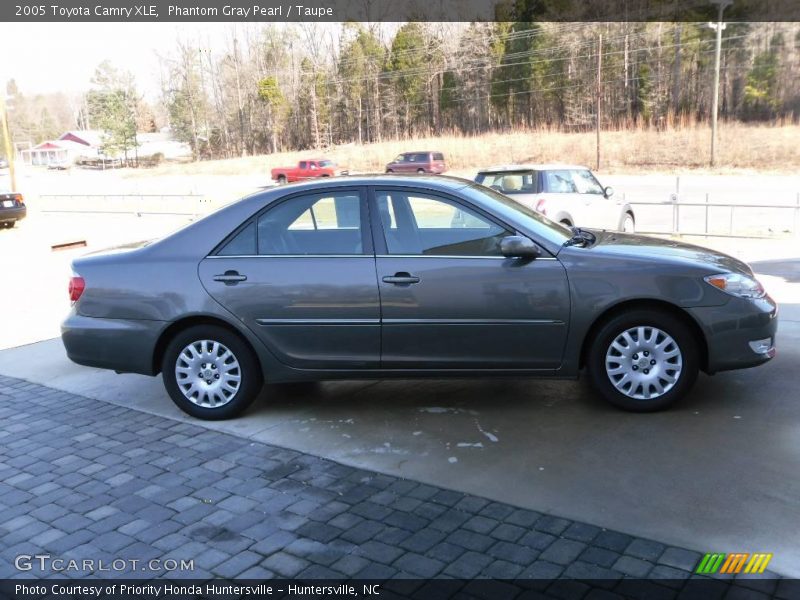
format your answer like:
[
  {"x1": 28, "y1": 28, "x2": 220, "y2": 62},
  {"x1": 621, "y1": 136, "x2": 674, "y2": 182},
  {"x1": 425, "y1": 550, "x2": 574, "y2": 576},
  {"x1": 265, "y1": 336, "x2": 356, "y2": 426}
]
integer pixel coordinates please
[{"x1": 4, "y1": 18, "x2": 799, "y2": 162}]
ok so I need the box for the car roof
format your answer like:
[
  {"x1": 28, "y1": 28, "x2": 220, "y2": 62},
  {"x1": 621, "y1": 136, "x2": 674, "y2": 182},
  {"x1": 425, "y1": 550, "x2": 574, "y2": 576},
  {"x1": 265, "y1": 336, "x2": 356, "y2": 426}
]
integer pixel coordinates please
[
  {"x1": 273, "y1": 174, "x2": 470, "y2": 192},
  {"x1": 478, "y1": 163, "x2": 590, "y2": 172},
  {"x1": 398, "y1": 151, "x2": 441, "y2": 155}
]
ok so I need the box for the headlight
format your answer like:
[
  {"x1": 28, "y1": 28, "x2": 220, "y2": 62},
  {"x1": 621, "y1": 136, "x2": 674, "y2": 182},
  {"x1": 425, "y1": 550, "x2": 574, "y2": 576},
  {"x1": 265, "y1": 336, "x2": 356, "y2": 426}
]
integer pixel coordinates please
[{"x1": 704, "y1": 273, "x2": 765, "y2": 299}]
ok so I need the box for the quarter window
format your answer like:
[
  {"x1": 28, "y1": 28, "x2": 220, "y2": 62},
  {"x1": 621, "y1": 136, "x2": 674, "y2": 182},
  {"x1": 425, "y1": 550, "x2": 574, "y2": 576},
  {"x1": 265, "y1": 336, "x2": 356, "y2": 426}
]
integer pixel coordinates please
[
  {"x1": 477, "y1": 171, "x2": 537, "y2": 194},
  {"x1": 217, "y1": 222, "x2": 256, "y2": 256},
  {"x1": 257, "y1": 192, "x2": 364, "y2": 255}
]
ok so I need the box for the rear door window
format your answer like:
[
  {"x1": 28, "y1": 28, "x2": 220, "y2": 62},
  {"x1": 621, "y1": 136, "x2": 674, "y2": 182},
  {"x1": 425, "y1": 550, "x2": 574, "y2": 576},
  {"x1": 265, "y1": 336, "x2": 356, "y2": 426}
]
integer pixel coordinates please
[{"x1": 257, "y1": 191, "x2": 365, "y2": 255}]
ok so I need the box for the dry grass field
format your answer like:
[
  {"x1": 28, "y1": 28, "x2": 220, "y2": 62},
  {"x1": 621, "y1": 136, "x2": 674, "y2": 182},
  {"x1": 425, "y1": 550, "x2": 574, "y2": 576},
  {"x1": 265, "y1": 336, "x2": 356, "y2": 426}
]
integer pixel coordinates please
[{"x1": 123, "y1": 122, "x2": 800, "y2": 179}]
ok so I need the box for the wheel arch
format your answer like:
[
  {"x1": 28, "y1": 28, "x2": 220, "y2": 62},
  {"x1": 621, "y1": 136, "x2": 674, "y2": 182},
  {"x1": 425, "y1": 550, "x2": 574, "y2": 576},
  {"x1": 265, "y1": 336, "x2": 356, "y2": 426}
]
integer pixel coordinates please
[
  {"x1": 554, "y1": 212, "x2": 573, "y2": 226},
  {"x1": 152, "y1": 314, "x2": 264, "y2": 381},
  {"x1": 618, "y1": 206, "x2": 635, "y2": 229},
  {"x1": 579, "y1": 299, "x2": 709, "y2": 373}
]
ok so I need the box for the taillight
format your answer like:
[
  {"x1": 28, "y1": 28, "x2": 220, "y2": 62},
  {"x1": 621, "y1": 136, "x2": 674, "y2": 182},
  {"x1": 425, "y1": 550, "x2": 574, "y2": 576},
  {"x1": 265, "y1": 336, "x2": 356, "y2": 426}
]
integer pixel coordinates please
[
  {"x1": 69, "y1": 276, "x2": 85, "y2": 302},
  {"x1": 13, "y1": 194, "x2": 23, "y2": 206},
  {"x1": 535, "y1": 198, "x2": 547, "y2": 215}
]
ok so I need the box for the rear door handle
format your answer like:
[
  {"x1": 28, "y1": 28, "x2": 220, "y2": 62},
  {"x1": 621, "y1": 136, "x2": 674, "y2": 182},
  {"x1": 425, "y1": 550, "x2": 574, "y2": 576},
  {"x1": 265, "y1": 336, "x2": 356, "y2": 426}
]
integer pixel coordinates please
[
  {"x1": 213, "y1": 271, "x2": 247, "y2": 285},
  {"x1": 382, "y1": 272, "x2": 420, "y2": 285}
]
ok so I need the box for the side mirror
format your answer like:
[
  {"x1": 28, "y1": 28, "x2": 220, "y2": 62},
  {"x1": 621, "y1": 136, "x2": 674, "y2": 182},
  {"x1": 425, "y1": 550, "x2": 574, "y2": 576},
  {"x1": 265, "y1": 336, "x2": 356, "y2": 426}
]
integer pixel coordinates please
[
  {"x1": 604, "y1": 186, "x2": 615, "y2": 199},
  {"x1": 500, "y1": 235, "x2": 541, "y2": 259}
]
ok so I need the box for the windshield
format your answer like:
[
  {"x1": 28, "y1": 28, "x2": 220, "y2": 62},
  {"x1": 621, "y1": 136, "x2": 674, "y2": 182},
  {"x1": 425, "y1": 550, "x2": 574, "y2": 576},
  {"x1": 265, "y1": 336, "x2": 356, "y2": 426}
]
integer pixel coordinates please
[{"x1": 462, "y1": 183, "x2": 572, "y2": 244}]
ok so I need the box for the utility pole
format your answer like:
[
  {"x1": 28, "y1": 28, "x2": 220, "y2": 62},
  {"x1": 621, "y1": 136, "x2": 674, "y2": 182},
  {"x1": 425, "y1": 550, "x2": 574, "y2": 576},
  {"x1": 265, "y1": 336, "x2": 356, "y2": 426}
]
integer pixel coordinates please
[
  {"x1": 709, "y1": 0, "x2": 732, "y2": 167},
  {"x1": 596, "y1": 34, "x2": 602, "y2": 171},
  {"x1": 0, "y1": 91, "x2": 17, "y2": 193}
]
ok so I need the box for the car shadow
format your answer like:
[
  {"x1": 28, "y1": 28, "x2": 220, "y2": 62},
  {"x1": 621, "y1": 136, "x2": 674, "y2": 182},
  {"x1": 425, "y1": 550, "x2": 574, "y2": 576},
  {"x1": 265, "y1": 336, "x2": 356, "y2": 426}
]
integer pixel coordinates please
[{"x1": 751, "y1": 258, "x2": 800, "y2": 283}]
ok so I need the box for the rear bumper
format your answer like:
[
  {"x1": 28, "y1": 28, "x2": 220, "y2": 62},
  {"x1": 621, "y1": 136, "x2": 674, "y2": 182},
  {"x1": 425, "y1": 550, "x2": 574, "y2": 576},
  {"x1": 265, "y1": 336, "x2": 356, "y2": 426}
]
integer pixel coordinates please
[
  {"x1": 61, "y1": 313, "x2": 166, "y2": 376},
  {"x1": 0, "y1": 206, "x2": 26, "y2": 223},
  {"x1": 688, "y1": 294, "x2": 778, "y2": 374}
]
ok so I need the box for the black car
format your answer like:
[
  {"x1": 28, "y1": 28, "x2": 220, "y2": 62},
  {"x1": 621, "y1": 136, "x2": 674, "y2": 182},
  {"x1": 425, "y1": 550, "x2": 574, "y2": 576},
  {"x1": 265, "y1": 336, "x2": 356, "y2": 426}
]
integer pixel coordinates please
[{"x1": 0, "y1": 189, "x2": 26, "y2": 228}]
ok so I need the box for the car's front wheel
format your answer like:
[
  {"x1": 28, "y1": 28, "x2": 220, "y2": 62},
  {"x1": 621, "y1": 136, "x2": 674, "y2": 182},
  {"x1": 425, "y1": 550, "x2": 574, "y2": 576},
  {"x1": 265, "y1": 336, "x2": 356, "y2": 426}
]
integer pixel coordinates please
[
  {"x1": 162, "y1": 325, "x2": 262, "y2": 420},
  {"x1": 586, "y1": 310, "x2": 699, "y2": 412}
]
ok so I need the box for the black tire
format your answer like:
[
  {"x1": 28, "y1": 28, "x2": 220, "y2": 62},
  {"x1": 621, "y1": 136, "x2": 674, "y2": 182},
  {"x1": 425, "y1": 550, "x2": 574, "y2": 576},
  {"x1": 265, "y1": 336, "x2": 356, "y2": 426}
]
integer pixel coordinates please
[
  {"x1": 277, "y1": 175, "x2": 287, "y2": 185},
  {"x1": 2, "y1": 221, "x2": 15, "y2": 228},
  {"x1": 560, "y1": 219, "x2": 572, "y2": 227},
  {"x1": 417, "y1": 168, "x2": 425, "y2": 174},
  {"x1": 162, "y1": 325, "x2": 262, "y2": 420},
  {"x1": 586, "y1": 309, "x2": 699, "y2": 412},
  {"x1": 386, "y1": 169, "x2": 393, "y2": 173}
]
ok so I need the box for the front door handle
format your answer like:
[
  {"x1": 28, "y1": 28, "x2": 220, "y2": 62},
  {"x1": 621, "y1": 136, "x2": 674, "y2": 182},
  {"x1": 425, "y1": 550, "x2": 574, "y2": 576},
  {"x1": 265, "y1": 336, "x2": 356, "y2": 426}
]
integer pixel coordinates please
[
  {"x1": 382, "y1": 272, "x2": 420, "y2": 285},
  {"x1": 213, "y1": 270, "x2": 247, "y2": 285}
]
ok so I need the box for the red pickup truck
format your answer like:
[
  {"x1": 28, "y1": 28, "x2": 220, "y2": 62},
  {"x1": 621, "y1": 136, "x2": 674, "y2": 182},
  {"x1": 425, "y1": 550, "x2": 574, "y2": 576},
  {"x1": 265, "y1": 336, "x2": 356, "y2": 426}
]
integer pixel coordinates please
[{"x1": 270, "y1": 159, "x2": 347, "y2": 184}]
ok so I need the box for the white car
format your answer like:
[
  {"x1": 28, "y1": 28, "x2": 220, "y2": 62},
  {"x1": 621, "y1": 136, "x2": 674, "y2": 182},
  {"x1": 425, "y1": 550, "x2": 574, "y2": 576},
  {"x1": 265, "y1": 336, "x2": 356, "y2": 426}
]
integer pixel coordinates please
[{"x1": 475, "y1": 164, "x2": 635, "y2": 232}]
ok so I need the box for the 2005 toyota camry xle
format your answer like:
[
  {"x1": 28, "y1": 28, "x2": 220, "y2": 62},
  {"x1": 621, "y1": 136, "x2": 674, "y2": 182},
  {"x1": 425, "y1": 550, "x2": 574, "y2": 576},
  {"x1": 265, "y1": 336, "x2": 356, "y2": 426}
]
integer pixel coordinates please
[{"x1": 61, "y1": 176, "x2": 777, "y2": 419}]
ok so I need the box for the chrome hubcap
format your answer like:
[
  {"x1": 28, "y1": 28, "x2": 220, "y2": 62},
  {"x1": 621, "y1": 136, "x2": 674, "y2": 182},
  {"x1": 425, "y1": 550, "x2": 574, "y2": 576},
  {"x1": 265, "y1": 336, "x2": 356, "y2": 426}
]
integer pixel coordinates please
[
  {"x1": 605, "y1": 326, "x2": 682, "y2": 400},
  {"x1": 175, "y1": 340, "x2": 241, "y2": 408}
]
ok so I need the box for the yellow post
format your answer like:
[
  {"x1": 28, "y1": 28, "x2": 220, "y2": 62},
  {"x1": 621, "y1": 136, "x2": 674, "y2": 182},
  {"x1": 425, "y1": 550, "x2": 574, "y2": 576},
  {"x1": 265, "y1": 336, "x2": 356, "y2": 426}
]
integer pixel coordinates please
[{"x1": 0, "y1": 91, "x2": 17, "y2": 193}]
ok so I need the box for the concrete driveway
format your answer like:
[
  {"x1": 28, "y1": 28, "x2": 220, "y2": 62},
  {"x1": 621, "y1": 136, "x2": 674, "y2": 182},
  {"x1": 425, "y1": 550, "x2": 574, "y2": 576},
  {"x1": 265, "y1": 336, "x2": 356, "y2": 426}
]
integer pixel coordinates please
[{"x1": 1, "y1": 258, "x2": 798, "y2": 576}]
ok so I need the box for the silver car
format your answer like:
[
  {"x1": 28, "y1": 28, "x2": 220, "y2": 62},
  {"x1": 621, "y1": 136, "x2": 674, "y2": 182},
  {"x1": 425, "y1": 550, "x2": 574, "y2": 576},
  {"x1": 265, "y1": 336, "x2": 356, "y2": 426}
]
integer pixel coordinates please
[
  {"x1": 476, "y1": 164, "x2": 635, "y2": 232},
  {"x1": 62, "y1": 176, "x2": 777, "y2": 420}
]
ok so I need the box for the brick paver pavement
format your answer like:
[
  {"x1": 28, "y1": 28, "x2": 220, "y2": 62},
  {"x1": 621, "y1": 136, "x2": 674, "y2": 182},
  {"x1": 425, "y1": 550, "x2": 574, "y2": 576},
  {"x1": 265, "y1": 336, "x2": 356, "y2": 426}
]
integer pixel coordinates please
[{"x1": 0, "y1": 375, "x2": 791, "y2": 599}]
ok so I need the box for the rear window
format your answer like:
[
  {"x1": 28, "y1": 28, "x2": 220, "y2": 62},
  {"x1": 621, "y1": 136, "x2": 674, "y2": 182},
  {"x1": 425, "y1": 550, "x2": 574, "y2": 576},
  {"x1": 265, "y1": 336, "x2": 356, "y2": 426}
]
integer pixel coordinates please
[
  {"x1": 319, "y1": 160, "x2": 335, "y2": 167},
  {"x1": 475, "y1": 171, "x2": 538, "y2": 194},
  {"x1": 433, "y1": 153, "x2": 444, "y2": 161}
]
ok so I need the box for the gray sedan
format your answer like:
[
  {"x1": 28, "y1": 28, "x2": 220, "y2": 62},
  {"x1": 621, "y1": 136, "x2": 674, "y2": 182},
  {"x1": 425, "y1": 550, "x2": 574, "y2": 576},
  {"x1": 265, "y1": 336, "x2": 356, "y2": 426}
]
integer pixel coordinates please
[{"x1": 62, "y1": 176, "x2": 777, "y2": 419}]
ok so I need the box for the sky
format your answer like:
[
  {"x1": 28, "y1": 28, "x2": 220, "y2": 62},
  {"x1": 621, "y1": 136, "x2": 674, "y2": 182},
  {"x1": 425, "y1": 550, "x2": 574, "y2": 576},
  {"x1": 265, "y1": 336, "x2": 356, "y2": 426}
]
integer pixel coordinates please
[{"x1": 3, "y1": 23, "x2": 277, "y2": 100}]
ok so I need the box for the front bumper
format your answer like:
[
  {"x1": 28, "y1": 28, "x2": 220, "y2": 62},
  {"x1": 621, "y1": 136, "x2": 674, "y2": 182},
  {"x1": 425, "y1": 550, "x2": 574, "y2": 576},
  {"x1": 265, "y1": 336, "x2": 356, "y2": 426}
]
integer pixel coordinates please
[
  {"x1": 688, "y1": 294, "x2": 778, "y2": 374},
  {"x1": 61, "y1": 313, "x2": 166, "y2": 376}
]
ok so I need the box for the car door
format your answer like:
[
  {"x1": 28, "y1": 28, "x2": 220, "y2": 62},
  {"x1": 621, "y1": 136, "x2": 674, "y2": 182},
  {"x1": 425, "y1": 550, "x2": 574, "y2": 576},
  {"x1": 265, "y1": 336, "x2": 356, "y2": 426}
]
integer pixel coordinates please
[
  {"x1": 570, "y1": 169, "x2": 616, "y2": 229},
  {"x1": 371, "y1": 187, "x2": 570, "y2": 369},
  {"x1": 198, "y1": 187, "x2": 380, "y2": 369},
  {"x1": 398, "y1": 154, "x2": 414, "y2": 173},
  {"x1": 540, "y1": 169, "x2": 587, "y2": 226}
]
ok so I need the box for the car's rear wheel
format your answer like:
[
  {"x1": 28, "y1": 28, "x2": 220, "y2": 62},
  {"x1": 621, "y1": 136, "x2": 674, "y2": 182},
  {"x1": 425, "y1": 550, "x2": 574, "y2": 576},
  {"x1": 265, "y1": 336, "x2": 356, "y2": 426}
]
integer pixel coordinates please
[
  {"x1": 586, "y1": 310, "x2": 698, "y2": 412},
  {"x1": 2, "y1": 221, "x2": 14, "y2": 228},
  {"x1": 386, "y1": 169, "x2": 393, "y2": 173},
  {"x1": 162, "y1": 325, "x2": 262, "y2": 420},
  {"x1": 417, "y1": 168, "x2": 425, "y2": 174}
]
